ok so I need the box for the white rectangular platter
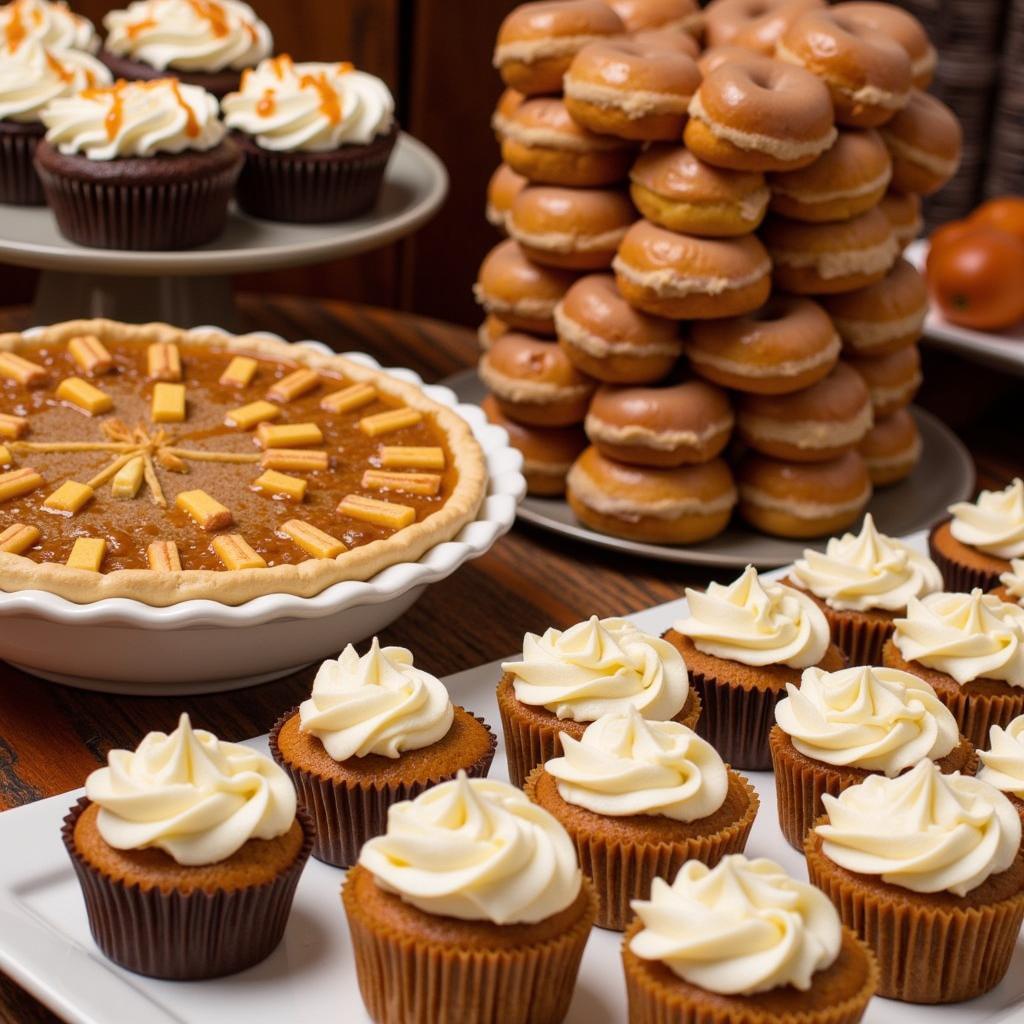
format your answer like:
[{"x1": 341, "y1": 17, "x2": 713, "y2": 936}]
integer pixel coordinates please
[{"x1": 1, "y1": 533, "x2": 1022, "y2": 1024}]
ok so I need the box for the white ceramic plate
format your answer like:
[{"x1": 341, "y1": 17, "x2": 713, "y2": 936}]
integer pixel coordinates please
[{"x1": 0, "y1": 532, "x2": 1021, "y2": 1024}]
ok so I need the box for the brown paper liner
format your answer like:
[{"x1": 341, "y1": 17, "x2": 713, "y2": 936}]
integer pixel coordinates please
[
  {"x1": 61, "y1": 797, "x2": 313, "y2": 980},
  {"x1": 342, "y1": 865, "x2": 597, "y2": 1024},
  {"x1": 0, "y1": 121, "x2": 45, "y2": 204},
  {"x1": 525, "y1": 766, "x2": 758, "y2": 931},
  {"x1": 769, "y1": 725, "x2": 979, "y2": 851},
  {"x1": 270, "y1": 706, "x2": 496, "y2": 868},
  {"x1": 805, "y1": 827, "x2": 1024, "y2": 1003},
  {"x1": 928, "y1": 520, "x2": 1008, "y2": 594},
  {"x1": 622, "y1": 920, "x2": 879, "y2": 1024}
]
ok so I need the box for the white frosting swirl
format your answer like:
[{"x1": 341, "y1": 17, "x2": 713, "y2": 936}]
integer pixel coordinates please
[
  {"x1": 358, "y1": 773, "x2": 582, "y2": 925},
  {"x1": 0, "y1": 0, "x2": 98, "y2": 54},
  {"x1": 893, "y1": 590, "x2": 1024, "y2": 687},
  {"x1": 41, "y1": 77, "x2": 225, "y2": 159},
  {"x1": 978, "y1": 715, "x2": 1024, "y2": 800},
  {"x1": 817, "y1": 759, "x2": 1021, "y2": 895},
  {"x1": 629, "y1": 855, "x2": 842, "y2": 996},
  {"x1": 103, "y1": 0, "x2": 270, "y2": 73},
  {"x1": 775, "y1": 665, "x2": 959, "y2": 775},
  {"x1": 222, "y1": 54, "x2": 394, "y2": 151},
  {"x1": 299, "y1": 638, "x2": 453, "y2": 762},
  {"x1": 675, "y1": 565, "x2": 831, "y2": 669},
  {"x1": 1000, "y1": 559, "x2": 1024, "y2": 605},
  {"x1": 85, "y1": 713, "x2": 297, "y2": 867},
  {"x1": 502, "y1": 616, "x2": 688, "y2": 723},
  {"x1": 949, "y1": 478, "x2": 1024, "y2": 559},
  {"x1": 545, "y1": 707, "x2": 729, "y2": 821},
  {"x1": 790, "y1": 513, "x2": 942, "y2": 613},
  {"x1": 0, "y1": 38, "x2": 110, "y2": 123}
]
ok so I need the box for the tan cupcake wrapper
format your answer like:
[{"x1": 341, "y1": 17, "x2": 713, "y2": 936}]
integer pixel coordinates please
[
  {"x1": 342, "y1": 867, "x2": 597, "y2": 1024},
  {"x1": 819, "y1": 606, "x2": 893, "y2": 667},
  {"x1": 928, "y1": 521, "x2": 1006, "y2": 593},
  {"x1": 270, "y1": 706, "x2": 497, "y2": 868},
  {"x1": 525, "y1": 766, "x2": 758, "y2": 931}
]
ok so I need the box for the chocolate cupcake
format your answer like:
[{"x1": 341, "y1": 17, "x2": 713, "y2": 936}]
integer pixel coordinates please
[
  {"x1": 64, "y1": 714, "x2": 312, "y2": 980},
  {"x1": 271, "y1": 639, "x2": 495, "y2": 868},
  {"x1": 498, "y1": 615, "x2": 701, "y2": 788},
  {"x1": 978, "y1": 714, "x2": 1024, "y2": 832},
  {"x1": 221, "y1": 55, "x2": 398, "y2": 223}
]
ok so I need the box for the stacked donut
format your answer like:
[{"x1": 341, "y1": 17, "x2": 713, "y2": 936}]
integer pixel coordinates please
[{"x1": 477, "y1": 0, "x2": 961, "y2": 544}]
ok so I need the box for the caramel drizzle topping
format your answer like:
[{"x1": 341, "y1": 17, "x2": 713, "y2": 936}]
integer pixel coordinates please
[
  {"x1": 300, "y1": 70, "x2": 341, "y2": 124},
  {"x1": 169, "y1": 79, "x2": 200, "y2": 137},
  {"x1": 256, "y1": 87, "x2": 275, "y2": 117},
  {"x1": 44, "y1": 50, "x2": 73, "y2": 85},
  {"x1": 124, "y1": 16, "x2": 157, "y2": 39},
  {"x1": 79, "y1": 79, "x2": 200, "y2": 141},
  {"x1": 186, "y1": 0, "x2": 229, "y2": 37},
  {"x1": 4, "y1": 1, "x2": 26, "y2": 52}
]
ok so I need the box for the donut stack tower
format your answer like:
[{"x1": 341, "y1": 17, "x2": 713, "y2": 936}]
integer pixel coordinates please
[{"x1": 476, "y1": 0, "x2": 962, "y2": 546}]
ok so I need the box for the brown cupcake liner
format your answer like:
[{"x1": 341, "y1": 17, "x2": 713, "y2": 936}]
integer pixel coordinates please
[
  {"x1": 819, "y1": 607, "x2": 893, "y2": 667},
  {"x1": 525, "y1": 766, "x2": 758, "y2": 931},
  {"x1": 928, "y1": 521, "x2": 1005, "y2": 593},
  {"x1": 342, "y1": 867, "x2": 597, "y2": 1024},
  {"x1": 61, "y1": 797, "x2": 314, "y2": 980},
  {"x1": 269, "y1": 706, "x2": 496, "y2": 868},
  {"x1": 0, "y1": 122, "x2": 44, "y2": 205},
  {"x1": 805, "y1": 828, "x2": 1024, "y2": 1003}
]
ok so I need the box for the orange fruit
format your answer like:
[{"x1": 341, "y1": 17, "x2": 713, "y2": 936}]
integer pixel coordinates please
[{"x1": 969, "y1": 196, "x2": 1024, "y2": 245}]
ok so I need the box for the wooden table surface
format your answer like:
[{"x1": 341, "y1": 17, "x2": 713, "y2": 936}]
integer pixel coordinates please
[{"x1": 0, "y1": 296, "x2": 1021, "y2": 1023}]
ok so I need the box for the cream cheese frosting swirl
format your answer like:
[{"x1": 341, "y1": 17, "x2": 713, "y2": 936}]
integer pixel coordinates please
[
  {"x1": 103, "y1": 0, "x2": 271, "y2": 73},
  {"x1": 892, "y1": 590, "x2": 1024, "y2": 686},
  {"x1": 1000, "y1": 559, "x2": 1024, "y2": 604},
  {"x1": 629, "y1": 855, "x2": 842, "y2": 996},
  {"x1": 790, "y1": 513, "x2": 942, "y2": 613},
  {"x1": 0, "y1": 0, "x2": 98, "y2": 54},
  {"x1": 978, "y1": 715, "x2": 1024, "y2": 800},
  {"x1": 0, "y1": 38, "x2": 110, "y2": 123},
  {"x1": 41, "y1": 77, "x2": 225, "y2": 159},
  {"x1": 817, "y1": 759, "x2": 1021, "y2": 896},
  {"x1": 675, "y1": 565, "x2": 830, "y2": 668},
  {"x1": 545, "y1": 707, "x2": 728, "y2": 821},
  {"x1": 222, "y1": 54, "x2": 395, "y2": 151},
  {"x1": 299, "y1": 638, "x2": 453, "y2": 762},
  {"x1": 85, "y1": 713, "x2": 297, "y2": 866},
  {"x1": 775, "y1": 665, "x2": 959, "y2": 775},
  {"x1": 949, "y1": 478, "x2": 1024, "y2": 559},
  {"x1": 502, "y1": 616, "x2": 688, "y2": 723},
  {"x1": 358, "y1": 773, "x2": 582, "y2": 925}
]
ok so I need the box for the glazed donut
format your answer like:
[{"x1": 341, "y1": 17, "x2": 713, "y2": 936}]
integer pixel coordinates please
[
  {"x1": 858, "y1": 407, "x2": 920, "y2": 486},
  {"x1": 563, "y1": 40, "x2": 701, "y2": 142},
  {"x1": 684, "y1": 53, "x2": 837, "y2": 172},
  {"x1": 688, "y1": 294, "x2": 840, "y2": 395},
  {"x1": 492, "y1": 87, "x2": 525, "y2": 140},
  {"x1": 474, "y1": 238, "x2": 578, "y2": 336},
  {"x1": 761, "y1": 207, "x2": 898, "y2": 295},
  {"x1": 482, "y1": 394, "x2": 587, "y2": 495},
  {"x1": 768, "y1": 128, "x2": 892, "y2": 222},
  {"x1": 697, "y1": 44, "x2": 763, "y2": 75},
  {"x1": 566, "y1": 445, "x2": 737, "y2": 543},
  {"x1": 493, "y1": 0, "x2": 625, "y2": 95},
  {"x1": 486, "y1": 163, "x2": 528, "y2": 231},
  {"x1": 833, "y1": 2, "x2": 936, "y2": 89},
  {"x1": 507, "y1": 185, "x2": 636, "y2": 270},
  {"x1": 501, "y1": 97, "x2": 635, "y2": 187},
  {"x1": 847, "y1": 344, "x2": 921, "y2": 418},
  {"x1": 585, "y1": 378, "x2": 734, "y2": 466},
  {"x1": 631, "y1": 27, "x2": 700, "y2": 58},
  {"x1": 606, "y1": 0, "x2": 701, "y2": 34},
  {"x1": 479, "y1": 332, "x2": 597, "y2": 426},
  {"x1": 878, "y1": 190, "x2": 922, "y2": 249},
  {"x1": 554, "y1": 274, "x2": 682, "y2": 383},
  {"x1": 613, "y1": 219, "x2": 772, "y2": 319},
  {"x1": 879, "y1": 90, "x2": 962, "y2": 197},
  {"x1": 629, "y1": 145, "x2": 770, "y2": 237},
  {"x1": 478, "y1": 314, "x2": 510, "y2": 351},
  {"x1": 705, "y1": 0, "x2": 825, "y2": 54},
  {"x1": 821, "y1": 257, "x2": 926, "y2": 357},
  {"x1": 777, "y1": 10, "x2": 912, "y2": 128},
  {"x1": 736, "y1": 362, "x2": 873, "y2": 462},
  {"x1": 737, "y1": 449, "x2": 873, "y2": 537}
]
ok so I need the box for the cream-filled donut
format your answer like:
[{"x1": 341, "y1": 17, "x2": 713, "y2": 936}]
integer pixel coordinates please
[
  {"x1": 833, "y1": 2, "x2": 936, "y2": 89},
  {"x1": 486, "y1": 163, "x2": 528, "y2": 231},
  {"x1": 879, "y1": 190, "x2": 922, "y2": 249},
  {"x1": 847, "y1": 344, "x2": 921, "y2": 418},
  {"x1": 858, "y1": 407, "x2": 920, "y2": 486},
  {"x1": 606, "y1": 0, "x2": 702, "y2": 34},
  {"x1": 879, "y1": 90, "x2": 962, "y2": 197},
  {"x1": 704, "y1": 0, "x2": 825, "y2": 53},
  {"x1": 492, "y1": 86, "x2": 525, "y2": 140},
  {"x1": 478, "y1": 313, "x2": 511, "y2": 351}
]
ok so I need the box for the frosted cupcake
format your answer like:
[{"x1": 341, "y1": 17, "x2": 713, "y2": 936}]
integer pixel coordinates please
[
  {"x1": 221, "y1": 54, "x2": 397, "y2": 222},
  {"x1": 979, "y1": 714, "x2": 1024, "y2": 830},
  {"x1": 498, "y1": 615, "x2": 700, "y2": 787},
  {"x1": 993, "y1": 557, "x2": 1024, "y2": 607},
  {"x1": 0, "y1": 0, "x2": 98, "y2": 52}
]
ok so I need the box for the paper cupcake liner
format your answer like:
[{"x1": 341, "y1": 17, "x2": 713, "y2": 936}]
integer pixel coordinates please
[
  {"x1": 0, "y1": 124, "x2": 44, "y2": 205},
  {"x1": 342, "y1": 866, "x2": 597, "y2": 1024},
  {"x1": 525, "y1": 767, "x2": 758, "y2": 932},
  {"x1": 928, "y1": 523, "x2": 1005, "y2": 593},
  {"x1": 61, "y1": 797, "x2": 313, "y2": 980},
  {"x1": 805, "y1": 829, "x2": 1024, "y2": 1003},
  {"x1": 269, "y1": 707, "x2": 496, "y2": 868},
  {"x1": 819, "y1": 607, "x2": 893, "y2": 667}
]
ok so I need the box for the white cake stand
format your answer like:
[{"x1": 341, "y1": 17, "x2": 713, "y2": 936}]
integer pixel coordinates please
[{"x1": 0, "y1": 132, "x2": 448, "y2": 329}]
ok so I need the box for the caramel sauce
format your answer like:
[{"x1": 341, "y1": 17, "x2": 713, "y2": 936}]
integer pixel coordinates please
[
  {"x1": 169, "y1": 79, "x2": 200, "y2": 137},
  {"x1": 269, "y1": 53, "x2": 291, "y2": 79},
  {"x1": 4, "y1": 1, "x2": 26, "y2": 51},
  {"x1": 186, "y1": 0, "x2": 229, "y2": 38},
  {"x1": 44, "y1": 50, "x2": 73, "y2": 84},
  {"x1": 124, "y1": 17, "x2": 157, "y2": 39},
  {"x1": 256, "y1": 87, "x2": 275, "y2": 117},
  {"x1": 300, "y1": 71, "x2": 341, "y2": 124}
]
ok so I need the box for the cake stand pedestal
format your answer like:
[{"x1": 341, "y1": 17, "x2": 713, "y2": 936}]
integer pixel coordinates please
[{"x1": 0, "y1": 133, "x2": 447, "y2": 331}]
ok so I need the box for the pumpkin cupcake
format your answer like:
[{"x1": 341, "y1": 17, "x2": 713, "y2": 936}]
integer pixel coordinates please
[
  {"x1": 806, "y1": 760, "x2": 1024, "y2": 1003},
  {"x1": 978, "y1": 714, "x2": 1024, "y2": 831},
  {"x1": 271, "y1": 639, "x2": 495, "y2": 867},
  {"x1": 664, "y1": 566, "x2": 845, "y2": 770},
  {"x1": 787, "y1": 513, "x2": 943, "y2": 664},
  {"x1": 624, "y1": 854, "x2": 878, "y2": 1024},
  {"x1": 770, "y1": 664, "x2": 976, "y2": 849},
  {"x1": 883, "y1": 589, "x2": 1024, "y2": 749},
  {"x1": 63, "y1": 714, "x2": 312, "y2": 979},
  {"x1": 525, "y1": 707, "x2": 758, "y2": 930},
  {"x1": 994, "y1": 557, "x2": 1024, "y2": 607},
  {"x1": 344, "y1": 773, "x2": 596, "y2": 1024},
  {"x1": 498, "y1": 615, "x2": 700, "y2": 788}
]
